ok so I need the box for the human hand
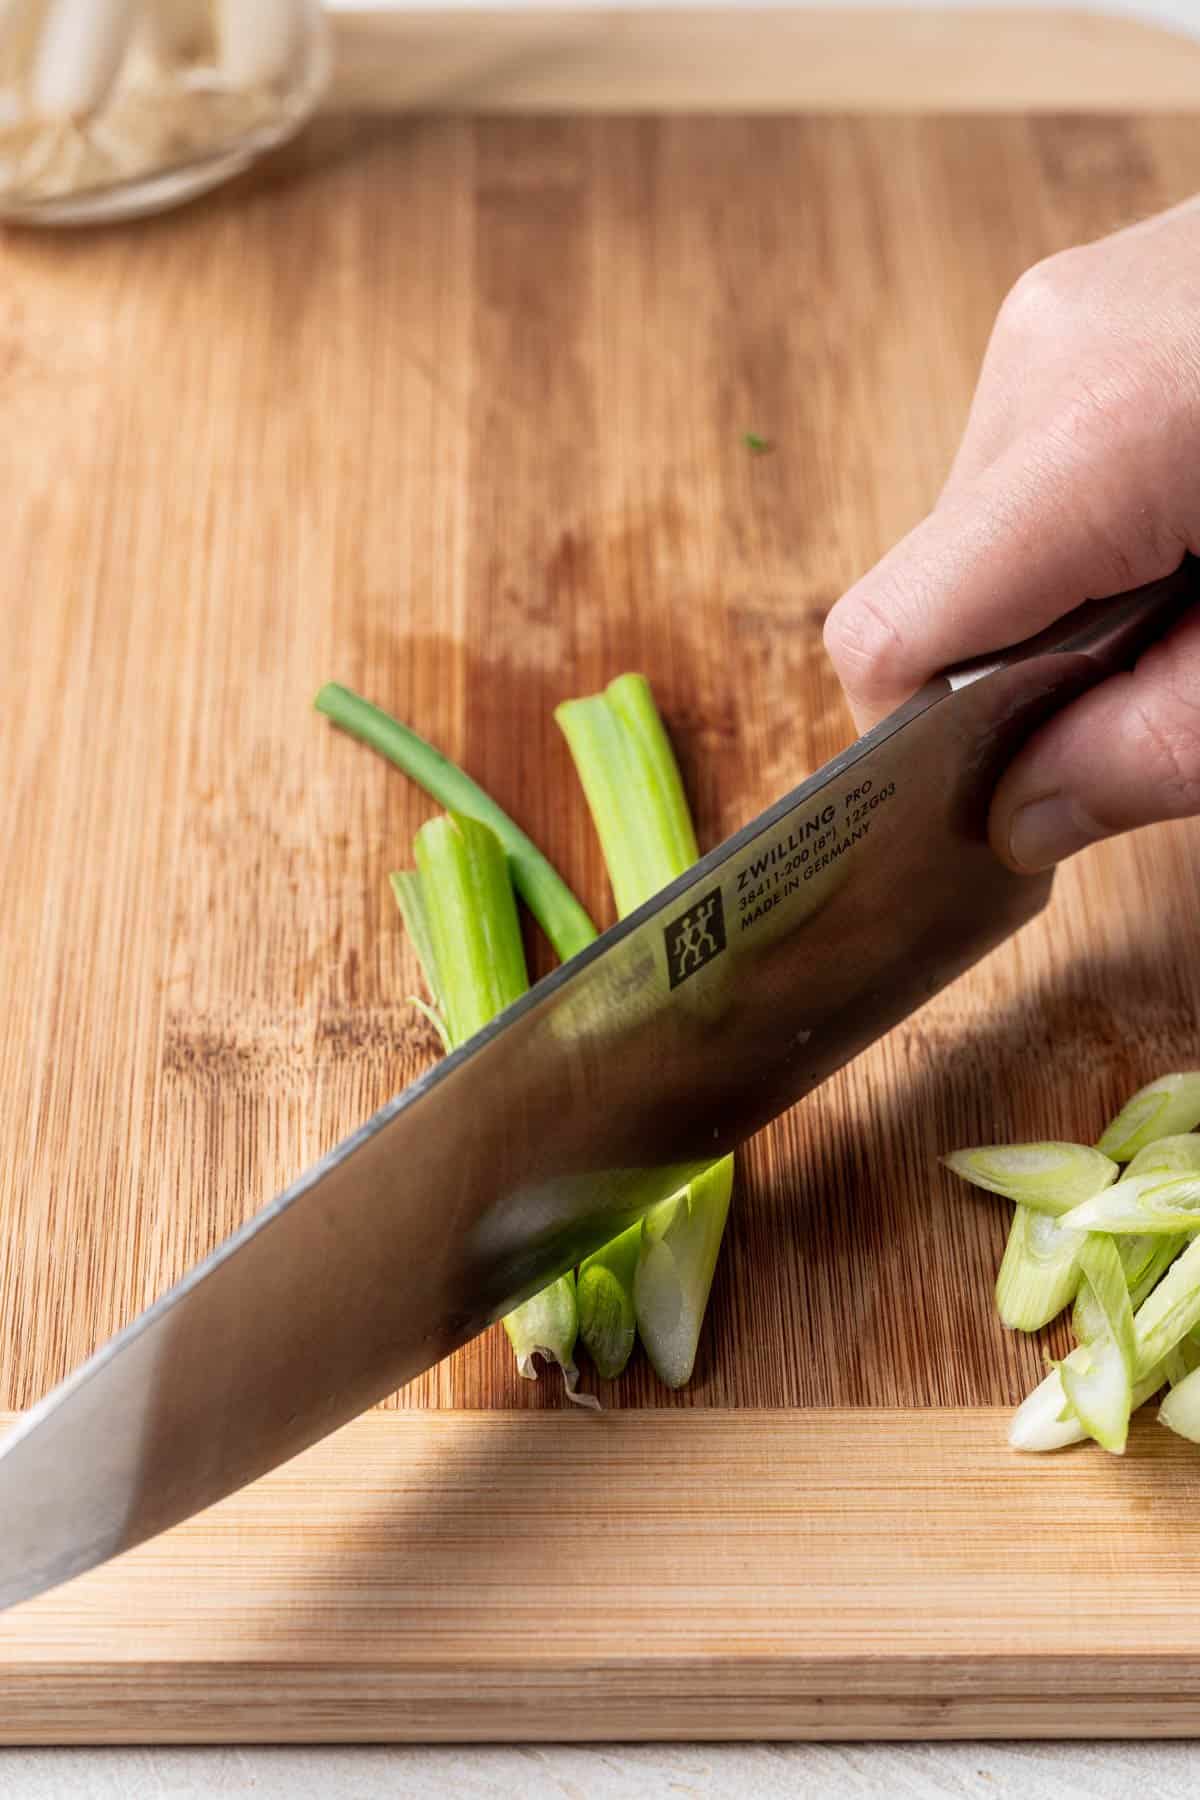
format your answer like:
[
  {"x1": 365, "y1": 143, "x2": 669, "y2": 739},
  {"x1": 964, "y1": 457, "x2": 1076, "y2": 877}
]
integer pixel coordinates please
[{"x1": 822, "y1": 197, "x2": 1200, "y2": 873}]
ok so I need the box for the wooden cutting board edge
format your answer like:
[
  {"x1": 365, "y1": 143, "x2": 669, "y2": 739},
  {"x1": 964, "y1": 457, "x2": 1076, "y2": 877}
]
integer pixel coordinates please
[{"x1": 3, "y1": 1407, "x2": 1200, "y2": 1742}]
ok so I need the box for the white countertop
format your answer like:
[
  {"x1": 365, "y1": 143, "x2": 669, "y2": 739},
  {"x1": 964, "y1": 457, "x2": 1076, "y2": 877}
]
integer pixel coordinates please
[{"x1": 5, "y1": 1740, "x2": 1200, "y2": 1796}]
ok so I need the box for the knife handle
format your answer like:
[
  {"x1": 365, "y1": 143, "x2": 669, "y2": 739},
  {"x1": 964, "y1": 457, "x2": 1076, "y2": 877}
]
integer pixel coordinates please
[{"x1": 944, "y1": 552, "x2": 1200, "y2": 693}]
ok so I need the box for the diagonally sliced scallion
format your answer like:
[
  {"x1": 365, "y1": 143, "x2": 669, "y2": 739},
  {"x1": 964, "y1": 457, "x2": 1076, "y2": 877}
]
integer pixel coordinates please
[
  {"x1": 1097, "y1": 1073, "x2": 1200, "y2": 1162},
  {"x1": 1159, "y1": 1363, "x2": 1200, "y2": 1440},
  {"x1": 995, "y1": 1207, "x2": 1086, "y2": 1332},
  {"x1": 1061, "y1": 1172, "x2": 1200, "y2": 1236},
  {"x1": 941, "y1": 1142, "x2": 1118, "y2": 1215},
  {"x1": 1059, "y1": 1234, "x2": 1135, "y2": 1453},
  {"x1": 502, "y1": 1273, "x2": 600, "y2": 1411},
  {"x1": 318, "y1": 682, "x2": 598, "y2": 961},
  {"x1": 1010, "y1": 1354, "x2": 1166, "y2": 1453},
  {"x1": 1132, "y1": 1234, "x2": 1200, "y2": 1379},
  {"x1": 557, "y1": 673, "x2": 733, "y2": 1389},
  {"x1": 576, "y1": 1224, "x2": 641, "y2": 1381}
]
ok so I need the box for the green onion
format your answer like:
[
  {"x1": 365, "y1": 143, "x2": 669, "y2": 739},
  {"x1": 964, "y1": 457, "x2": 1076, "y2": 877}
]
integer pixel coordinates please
[
  {"x1": 557, "y1": 673, "x2": 733, "y2": 1389},
  {"x1": 744, "y1": 433, "x2": 772, "y2": 454},
  {"x1": 1159, "y1": 1363, "x2": 1200, "y2": 1440},
  {"x1": 502, "y1": 1271, "x2": 600, "y2": 1411},
  {"x1": 576, "y1": 1225, "x2": 641, "y2": 1381},
  {"x1": 555, "y1": 673, "x2": 698, "y2": 920},
  {"x1": 1132, "y1": 1235, "x2": 1200, "y2": 1378},
  {"x1": 1061, "y1": 1172, "x2": 1200, "y2": 1236},
  {"x1": 995, "y1": 1207, "x2": 1087, "y2": 1331},
  {"x1": 634, "y1": 1158, "x2": 734, "y2": 1389},
  {"x1": 1097, "y1": 1073, "x2": 1200, "y2": 1162},
  {"x1": 1010, "y1": 1355, "x2": 1166, "y2": 1453},
  {"x1": 317, "y1": 682, "x2": 597, "y2": 961},
  {"x1": 1161, "y1": 1332, "x2": 1200, "y2": 1389},
  {"x1": 390, "y1": 813, "x2": 595, "y2": 1407},
  {"x1": 1059, "y1": 1234, "x2": 1135, "y2": 1453},
  {"x1": 942, "y1": 1142, "x2": 1118, "y2": 1215}
]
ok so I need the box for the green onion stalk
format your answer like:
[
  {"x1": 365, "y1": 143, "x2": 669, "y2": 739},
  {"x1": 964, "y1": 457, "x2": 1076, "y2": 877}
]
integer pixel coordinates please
[
  {"x1": 390, "y1": 813, "x2": 598, "y2": 1409},
  {"x1": 318, "y1": 674, "x2": 732, "y2": 1393},
  {"x1": 555, "y1": 674, "x2": 734, "y2": 1389}
]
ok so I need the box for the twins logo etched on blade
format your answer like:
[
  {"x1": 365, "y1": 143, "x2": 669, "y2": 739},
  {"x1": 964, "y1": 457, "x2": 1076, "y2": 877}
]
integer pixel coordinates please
[{"x1": 665, "y1": 888, "x2": 728, "y2": 988}]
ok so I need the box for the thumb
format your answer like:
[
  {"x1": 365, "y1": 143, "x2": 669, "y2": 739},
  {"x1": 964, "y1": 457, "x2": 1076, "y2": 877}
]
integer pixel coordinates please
[{"x1": 990, "y1": 604, "x2": 1200, "y2": 871}]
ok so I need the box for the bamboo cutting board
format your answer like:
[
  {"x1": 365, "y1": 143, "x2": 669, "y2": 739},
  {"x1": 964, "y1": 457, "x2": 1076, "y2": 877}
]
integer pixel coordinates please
[{"x1": 3, "y1": 108, "x2": 1200, "y2": 1742}]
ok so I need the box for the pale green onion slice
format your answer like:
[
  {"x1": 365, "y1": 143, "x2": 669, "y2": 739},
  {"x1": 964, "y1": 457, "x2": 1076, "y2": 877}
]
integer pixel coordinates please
[
  {"x1": 635, "y1": 1158, "x2": 735, "y2": 1389},
  {"x1": 577, "y1": 1223, "x2": 642, "y2": 1381},
  {"x1": 1133, "y1": 1235, "x2": 1200, "y2": 1378},
  {"x1": 1159, "y1": 1364, "x2": 1200, "y2": 1441},
  {"x1": 1010, "y1": 1355, "x2": 1166, "y2": 1453},
  {"x1": 1059, "y1": 1235, "x2": 1135, "y2": 1453},
  {"x1": 995, "y1": 1207, "x2": 1086, "y2": 1331},
  {"x1": 1097, "y1": 1074, "x2": 1200, "y2": 1162},
  {"x1": 942, "y1": 1143, "x2": 1118, "y2": 1216},
  {"x1": 1127, "y1": 1134, "x2": 1200, "y2": 1177},
  {"x1": 1061, "y1": 1172, "x2": 1200, "y2": 1236},
  {"x1": 502, "y1": 1272, "x2": 600, "y2": 1411}
]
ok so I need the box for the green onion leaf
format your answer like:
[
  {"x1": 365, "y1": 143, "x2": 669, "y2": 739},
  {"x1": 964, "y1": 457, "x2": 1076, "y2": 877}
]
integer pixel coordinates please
[
  {"x1": 995, "y1": 1206, "x2": 1086, "y2": 1331},
  {"x1": 577, "y1": 1224, "x2": 642, "y2": 1381},
  {"x1": 942, "y1": 1142, "x2": 1118, "y2": 1215},
  {"x1": 502, "y1": 1272, "x2": 600, "y2": 1411},
  {"x1": 1097, "y1": 1074, "x2": 1200, "y2": 1162},
  {"x1": 1061, "y1": 1172, "x2": 1200, "y2": 1236},
  {"x1": 318, "y1": 682, "x2": 597, "y2": 961}
]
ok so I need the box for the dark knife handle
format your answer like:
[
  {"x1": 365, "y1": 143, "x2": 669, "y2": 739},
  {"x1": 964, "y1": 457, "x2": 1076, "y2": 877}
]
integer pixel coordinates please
[{"x1": 943, "y1": 552, "x2": 1200, "y2": 693}]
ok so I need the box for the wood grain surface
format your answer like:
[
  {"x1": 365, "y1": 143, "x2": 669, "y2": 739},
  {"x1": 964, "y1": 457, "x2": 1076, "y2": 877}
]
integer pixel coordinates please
[
  {"x1": 3, "y1": 110, "x2": 1200, "y2": 1738},
  {"x1": 5, "y1": 112, "x2": 1200, "y2": 1417}
]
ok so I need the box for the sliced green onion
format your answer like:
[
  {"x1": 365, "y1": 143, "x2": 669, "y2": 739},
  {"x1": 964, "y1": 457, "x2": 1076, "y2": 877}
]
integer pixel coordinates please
[
  {"x1": 1126, "y1": 1236, "x2": 1188, "y2": 1311},
  {"x1": 502, "y1": 1272, "x2": 600, "y2": 1411},
  {"x1": 558, "y1": 674, "x2": 733, "y2": 1389},
  {"x1": 942, "y1": 1143, "x2": 1118, "y2": 1216},
  {"x1": 1132, "y1": 1235, "x2": 1200, "y2": 1379},
  {"x1": 634, "y1": 1159, "x2": 735, "y2": 1390},
  {"x1": 1097, "y1": 1074, "x2": 1200, "y2": 1162},
  {"x1": 1159, "y1": 1363, "x2": 1200, "y2": 1440},
  {"x1": 577, "y1": 1224, "x2": 641, "y2": 1381},
  {"x1": 995, "y1": 1206, "x2": 1086, "y2": 1331},
  {"x1": 1010, "y1": 1354, "x2": 1165, "y2": 1453},
  {"x1": 1059, "y1": 1235, "x2": 1135, "y2": 1453},
  {"x1": 318, "y1": 682, "x2": 597, "y2": 961},
  {"x1": 1127, "y1": 1134, "x2": 1200, "y2": 1177},
  {"x1": 555, "y1": 673, "x2": 698, "y2": 918},
  {"x1": 1061, "y1": 1172, "x2": 1200, "y2": 1236},
  {"x1": 1161, "y1": 1334, "x2": 1200, "y2": 1388}
]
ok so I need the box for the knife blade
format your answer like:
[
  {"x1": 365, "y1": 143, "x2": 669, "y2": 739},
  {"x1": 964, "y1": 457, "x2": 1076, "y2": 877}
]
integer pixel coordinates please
[{"x1": 0, "y1": 559, "x2": 1195, "y2": 1613}]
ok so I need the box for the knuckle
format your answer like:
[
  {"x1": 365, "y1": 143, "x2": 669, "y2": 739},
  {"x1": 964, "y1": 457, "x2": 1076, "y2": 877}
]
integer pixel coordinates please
[
  {"x1": 822, "y1": 585, "x2": 906, "y2": 699},
  {"x1": 999, "y1": 249, "x2": 1088, "y2": 338},
  {"x1": 1124, "y1": 687, "x2": 1200, "y2": 818}
]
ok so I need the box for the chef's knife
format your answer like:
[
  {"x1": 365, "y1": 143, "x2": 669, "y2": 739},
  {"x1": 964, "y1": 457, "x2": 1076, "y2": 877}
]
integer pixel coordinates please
[{"x1": 0, "y1": 559, "x2": 1196, "y2": 1613}]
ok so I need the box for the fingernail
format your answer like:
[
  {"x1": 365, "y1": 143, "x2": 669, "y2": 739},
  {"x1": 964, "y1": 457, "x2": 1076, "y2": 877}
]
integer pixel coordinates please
[{"x1": 1006, "y1": 794, "x2": 1106, "y2": 872}]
